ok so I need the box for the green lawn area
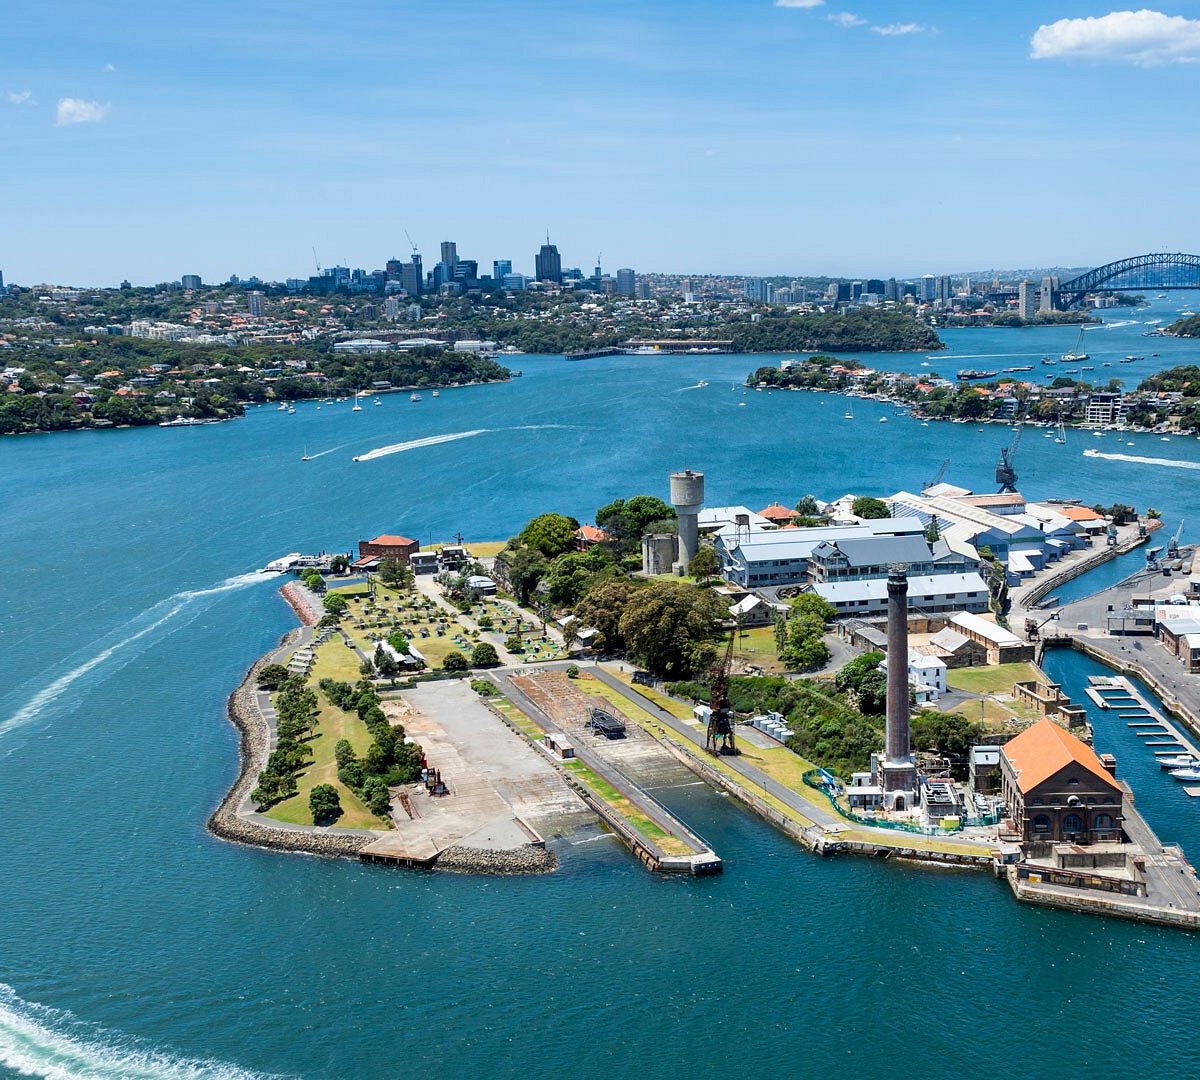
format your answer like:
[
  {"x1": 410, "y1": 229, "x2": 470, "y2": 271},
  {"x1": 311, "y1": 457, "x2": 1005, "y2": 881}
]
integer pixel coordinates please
[
  {"x1": 946, "y1": 662, "x2": 1045, "y2": 695},
  {"x1": 721, "y1": 625, "x2": 785, "y2": 674},
  {"x1": 463, "y1": 540, "x2": 507, "y2": 558},
  {"x1": 264, "y1": 675, "x2": 382, "y2": 830},
  {"x1": 609, "y1": 672, "x2": 699, "y2": 724},
  {"x1": 490, "y1": 696, "x2": 546, "y2": 741}
]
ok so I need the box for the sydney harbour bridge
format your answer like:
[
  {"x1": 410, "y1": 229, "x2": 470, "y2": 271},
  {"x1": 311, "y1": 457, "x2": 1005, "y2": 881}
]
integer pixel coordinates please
[{"x1": 987, "y1": 252, "x2": 1200, "y2": 309}]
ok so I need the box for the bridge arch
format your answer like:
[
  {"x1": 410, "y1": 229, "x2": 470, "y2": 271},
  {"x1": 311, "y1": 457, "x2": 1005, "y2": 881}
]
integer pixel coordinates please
[{"x1": 1057, "y1": 252, "x2": 1200, "y2": 308}]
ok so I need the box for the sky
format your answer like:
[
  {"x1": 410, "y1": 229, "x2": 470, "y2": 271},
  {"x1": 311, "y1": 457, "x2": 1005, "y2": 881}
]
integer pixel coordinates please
[{"x1": 3, "y1": 1, "x2": 1200, "y2": 285}]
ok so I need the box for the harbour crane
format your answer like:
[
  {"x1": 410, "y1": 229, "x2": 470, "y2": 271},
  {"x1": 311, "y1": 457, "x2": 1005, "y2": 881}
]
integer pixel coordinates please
[
  {"x1": 1168, "y1": 520, "x2": 1185, "y2": 560},
  {"x1": 923, "y1": 458, "x2": 949, "y2": 493},
  {"x1": 1023, "y1": 610, "x2": 1060, "y2": 642},
  {"x1": 995, "y1": 414, "x2": 1026, "y2": 494},
  {"x1": 705, "y1": 633, "x2": 738, "y2": 756}
]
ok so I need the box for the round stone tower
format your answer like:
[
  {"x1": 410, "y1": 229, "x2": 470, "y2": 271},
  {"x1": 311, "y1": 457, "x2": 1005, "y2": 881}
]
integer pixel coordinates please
[{"x1": 670, "y1": 469, "x2": 705, "y2": 575}]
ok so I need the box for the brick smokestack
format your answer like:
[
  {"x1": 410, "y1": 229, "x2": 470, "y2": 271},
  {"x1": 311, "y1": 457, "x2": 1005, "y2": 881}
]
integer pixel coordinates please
[{"x1": 885, "y1": 565, "x2": 912, "y2": 770}]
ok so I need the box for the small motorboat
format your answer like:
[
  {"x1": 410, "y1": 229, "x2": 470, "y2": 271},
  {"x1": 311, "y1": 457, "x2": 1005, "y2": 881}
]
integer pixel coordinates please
[
  {"x1": 1159, "y1": 755, "x2": 1200, "y2": 770},
  {"x1": 1169, "y1": 766, "x2": 1200, "y2": 781}
]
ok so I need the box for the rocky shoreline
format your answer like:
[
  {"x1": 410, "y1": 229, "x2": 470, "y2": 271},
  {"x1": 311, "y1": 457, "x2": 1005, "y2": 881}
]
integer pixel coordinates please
[
  {"x1": 207, "y1": 630, "x2": 372, "y2": 859},
  {"x1": 436, "y1": 844, "x2": 558, "y2": 875}
]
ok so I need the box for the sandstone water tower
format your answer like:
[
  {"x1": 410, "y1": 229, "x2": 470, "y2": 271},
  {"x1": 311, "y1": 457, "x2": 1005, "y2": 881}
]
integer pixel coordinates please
[{"x1": 670, "y1": 469, "x2": 705, "y2": 575}]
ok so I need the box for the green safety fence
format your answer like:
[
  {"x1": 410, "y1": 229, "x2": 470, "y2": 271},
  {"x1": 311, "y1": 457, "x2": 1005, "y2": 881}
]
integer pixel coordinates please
[{"x1": 802, "y1": 770, "x2": 1000, "y2": 834}]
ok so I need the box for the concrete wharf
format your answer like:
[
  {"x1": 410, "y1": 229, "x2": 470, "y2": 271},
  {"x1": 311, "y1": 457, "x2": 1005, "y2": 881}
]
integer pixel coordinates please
[{"x1": 496, "y1": 671, "x2": 722, "y2": 875}]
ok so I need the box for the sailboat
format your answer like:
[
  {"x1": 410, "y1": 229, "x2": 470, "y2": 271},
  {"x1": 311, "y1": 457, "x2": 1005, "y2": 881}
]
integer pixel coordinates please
[
  {"x1": 844, "y1": 401, "x2": 854, "y2": 419},
  {"x1": 1062, "y1": 325, "x2": 1090, "y2": 363},
  {"x1": 1053, "y1": 421, "x2": 1066, "y2": 445},
  {"x1": 351, "y1": 391, "x2": 363, "y2": 412}
]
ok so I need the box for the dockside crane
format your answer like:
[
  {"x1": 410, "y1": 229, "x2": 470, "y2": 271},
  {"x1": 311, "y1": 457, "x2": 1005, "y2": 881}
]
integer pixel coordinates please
[
  {"x1": 704, "y1": 633, "x2": 738, "y2": 756},
  {"x1": 923, "y1": 458, "x2": 950, "y2": 493},
  {"x1": 1169, "y1": 520, "x2": 1185, "y2": 560},
  {"x1": 995, "y1": 414, "x2": 1026, "y2": 494}
]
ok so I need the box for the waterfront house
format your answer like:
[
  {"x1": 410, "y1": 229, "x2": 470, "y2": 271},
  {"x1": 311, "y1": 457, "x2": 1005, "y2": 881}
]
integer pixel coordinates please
[{"x1": 357, "y1": 534, "x2": 419, "y2": 562}]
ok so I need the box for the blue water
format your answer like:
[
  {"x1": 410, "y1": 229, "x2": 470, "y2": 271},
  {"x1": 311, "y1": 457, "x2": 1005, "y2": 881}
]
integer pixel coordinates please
[{"x1": 3, "y1": 299, "x2": 1200, "y2": 1078}]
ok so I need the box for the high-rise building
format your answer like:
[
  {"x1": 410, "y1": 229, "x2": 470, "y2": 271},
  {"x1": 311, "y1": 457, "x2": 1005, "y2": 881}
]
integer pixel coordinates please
[
  {"x1": 744, "y1": 278, "x2": 764, "y2": 302},
  {"x1": 247, "y1": 291, "x2": 264, "y2": 317},
  {"x1": 384, "y1": 296, "x2": 401, "y2": 321},
  {"x1": 181, "y1": 274, "x2": 201, "y2": 290},
  {"x1": 920, "y1": 274, "x2": 937, "y2": 302},
  {"x1": 535, "y1": 237, "x2": 562, "y2": 284},
  {"x1": 400, "y1": 254, "x2": 422, "y2": 296},
  {"x1": 453, "y1": 259, "x2": 478, "y2": 287},
  {"x1": 936, "y1": 276, "x2": 953, "y2": 304},
  {"x1": 636, "y1": 280, "x2": 651, "y2": 300},
  {"x1": 440, "y1": 241, "x2": 458, "y2": 270},
  {"x1": 884, "y1": 278, "x2": 899, "y2": 302},
  {"x1": 385, "y1": 259, "x2": 404, "y2": 281},
  {"x1": 493, "y1": 259, "x2": 512, "y2": 282},
  {"x1": 616, "y1": 268, "x2": 636, "y2": 298},
  {"x1": 1018, "y1": 280, "x2": 1037, "y2": 320}
]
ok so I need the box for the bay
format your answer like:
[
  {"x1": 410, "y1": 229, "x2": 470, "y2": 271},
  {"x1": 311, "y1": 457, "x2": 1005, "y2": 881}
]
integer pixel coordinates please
[{"x1": 2, "y1": 295, "x2": 1200, "y2": 1079}]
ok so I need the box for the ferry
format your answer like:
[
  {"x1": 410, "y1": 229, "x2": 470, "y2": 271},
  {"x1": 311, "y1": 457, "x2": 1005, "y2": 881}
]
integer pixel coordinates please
[
  {"x1": 957, "y1": 369, "x2": 998, "y2": 380},
  {"x1": 1123, "y1": 355, "x2": 1143, "y2": 362},
  {"x1": 1004, "y1": 365, "x2": 1034, "y2": 372},
  {"x1": 432, "y1": 389, "x2": 440, "y2": 397},
  {"x1": 261, "y1": 552, "x2": 303, "y2": 573},
  {"x1": 410, "y1": 392, "x2": 422, "y2": 401}
]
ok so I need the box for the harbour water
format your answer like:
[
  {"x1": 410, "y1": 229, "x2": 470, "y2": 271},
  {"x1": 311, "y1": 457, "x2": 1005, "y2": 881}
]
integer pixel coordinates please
[{"x1": 3, "y1": 297, "x2": 1200, "y2": 1078}]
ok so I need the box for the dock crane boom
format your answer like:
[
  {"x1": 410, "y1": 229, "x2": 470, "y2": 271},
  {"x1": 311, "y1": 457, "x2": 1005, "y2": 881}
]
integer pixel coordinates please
[
  {"x1": 924, "y1": 458, "x2": 949, "y2": 493},
  {"x1": 1168, "y1": 520, "x2": 1185, "y2": 560},
  {"x1": 995, "y1": 413, "x2": 1026, "y2": 494}
]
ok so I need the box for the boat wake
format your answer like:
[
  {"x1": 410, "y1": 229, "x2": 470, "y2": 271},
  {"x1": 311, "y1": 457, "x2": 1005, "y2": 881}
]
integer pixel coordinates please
[
  {"x1": 1082, "y1": 450, "x2": 1200, "y2": 471},
  {"x1": 300, "y1": 444, "x2": 345, "y2": 461},
  {"x1": 0, "y1": 983, "x2": 277, "y2": 1080},
  {"x1": 0, "y1": 572, "x2": 270, "y2": 738},
  {"x1": 933, "y1": 353, "x2": 1039, "y2": 360},
  {"x1": 352, "y1": 429, "x2": 489, "y2": 462}
]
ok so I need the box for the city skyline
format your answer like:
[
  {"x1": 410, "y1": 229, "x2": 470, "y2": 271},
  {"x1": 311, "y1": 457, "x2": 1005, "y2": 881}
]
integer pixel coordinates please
[{"x1": 4, "y1": 2, "x2": 1200, "y2": 285}]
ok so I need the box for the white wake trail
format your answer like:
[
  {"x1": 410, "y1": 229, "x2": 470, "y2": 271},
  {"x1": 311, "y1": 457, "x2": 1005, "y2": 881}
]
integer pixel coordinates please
[
  {"x1": 0, "y1": 983, "x2": 278, "y2": 1080},
  {"x1": 1083, "y1": 450, "x2": 1200, "y2": 470},
  {"x1": 352, "y1": 429, "x2": 489, "y2": 461},
  {"x1": 0, "y1": 572, "x2": 269, "y2": 737},
  {"x1": 302, "y1": 444, "x2": 345, "y2": 460}
]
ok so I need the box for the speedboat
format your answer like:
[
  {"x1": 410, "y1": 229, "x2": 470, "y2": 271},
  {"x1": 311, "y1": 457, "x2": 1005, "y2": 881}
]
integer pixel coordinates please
[
  {"x1": 1169, "y1": 766, "x2": 1200, "y2": 781},
  {"x1": 411, "y1": 392, "x2": 422, "y2": 401},
  {"x1": 1159, "y1": 754, "x2": 1200, "y2": 770},
  {"x1": 878, "y1": 416, "x2": 888, "y2": 423}
]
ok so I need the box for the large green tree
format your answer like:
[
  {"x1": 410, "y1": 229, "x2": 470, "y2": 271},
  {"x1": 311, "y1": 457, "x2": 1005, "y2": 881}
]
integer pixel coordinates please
[
  {"x1": 519, "y1": 513, "x2": 580, "y2": 558},
  {"x1": 572, "y1": 579, "x2": 645, "y2": 654},
  {"x1": 618, "y1": 581, "x2": 725, "y2": 677},
  {"x1": 309, "y1": 784, "x2": 342, "y2": 824},
  {"x1": 851, "y1": 496, "x2": 890, "y2": 520}
]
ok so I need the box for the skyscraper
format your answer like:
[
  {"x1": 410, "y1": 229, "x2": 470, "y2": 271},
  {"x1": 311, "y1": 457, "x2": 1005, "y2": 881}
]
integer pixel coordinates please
[
  {"x1": 493, "y1": 259, "x2": 512, "y2": 282},
  {"x1": 440, "y1": 241, "x2": 458, "y2": 270},
  {"x1": 400, "y1": 254, "x2": 423, "y2": 296},
  {"x1": 535, "y1": 236, "x2": 562, "y2": 284},
  {"x1": 616, "y1": 268, "x2": 636, "y2": 298},
  {"x1": 1018, "y1": 280, "x2": 1037, "y2": 320},
  {"x1": 181, "y1": 274, "x2": 201, "y2": 290},
  {"x1": 247, "y1": 291, "x2": 264, "y2": 317}
]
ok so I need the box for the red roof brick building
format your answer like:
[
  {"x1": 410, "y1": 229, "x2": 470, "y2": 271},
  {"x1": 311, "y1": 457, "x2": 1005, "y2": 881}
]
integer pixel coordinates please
[
  {"x1": 1000, "y1": 720, "x2": 1123, "y2": 844},
  {"x1": 357, "y1": 534, "x2": 419, "y2": 562}
]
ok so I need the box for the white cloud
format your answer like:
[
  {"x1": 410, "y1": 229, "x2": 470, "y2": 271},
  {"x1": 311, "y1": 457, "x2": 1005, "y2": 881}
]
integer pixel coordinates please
[
  {"x1": 775, "y1": 1, "x2": 825, "y2": 8},
  {"x1": 55, "y1": 98, "x2": 110, "y2": 126},
  {"x1": 103, "y1": 62, "x2": 117, "y2": 73},
  {"x1": 1031, "y1": 9, "x2": 1200, "y2": 66},
  {"x1": 828, "y1": 12, "x2": 867, "y2": 27},
  {"x1": 6, "y1": 89, "x2": 35, "y2": 105},
  {"x1": 872, "y1": 23, "x2": 924, "y2": 36}
]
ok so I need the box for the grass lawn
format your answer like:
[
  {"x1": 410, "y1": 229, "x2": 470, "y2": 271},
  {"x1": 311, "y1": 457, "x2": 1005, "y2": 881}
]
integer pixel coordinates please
[
  {"x1": 463, "y1": 540, "x2": 507, "y2": 558},
  {"x1": 490, "y1": 696, "x2": 546, "y2": 741},
  {"x1": 264, "y1": 677, "x2": 382, "y2": 830},
  {"x1": 309, "y1": 638, "x2": 365, "y2": 685},
  {"x1": 721, "y1": 625, "x2": 785, "y2": 674},
  {"x1": 609, "y1": 672, "x2": 699, "y2": 724},
  {"x1": 946, "y1": 662, "x2": 1045, "y2": 695}
]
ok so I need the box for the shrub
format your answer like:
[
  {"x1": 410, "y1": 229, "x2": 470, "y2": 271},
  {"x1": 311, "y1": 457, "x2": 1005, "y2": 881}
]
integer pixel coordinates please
[
  {"x1": 470, "y1": 678, "x2": 497, "y2": 696},
  {"x1": 309, "y1": 784, "x2": 342, "y2": 824},
  {"x1": 442, "y1": 651, "x2": 469, "y2": 672},
  {"x1": 565, "y1": 664, "x2": 580, "y2": 679}
]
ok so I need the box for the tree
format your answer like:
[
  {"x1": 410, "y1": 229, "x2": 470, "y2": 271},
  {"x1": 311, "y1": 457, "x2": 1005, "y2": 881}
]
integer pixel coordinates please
[
  {"x1": 688, "y1": 545, "x2": 720, "y2": 582},
  {"x1": 573, "y1": 578, "x2": 644, "y2": 654},
  {"x1": 442, "y1": 650, "x2": 469, "y2": 672},
  {"x1": 851, "y1": 496, "x2": 890, "y2": 519},
  {"x1": 334, "y1": 738, "x2": 356, "y2": 768},
  {"x1": 329, "y1": 554, "x2": 350, "y2": 574},
  {"x1": 322, "y1": 593, "x2": 349, "y2": 616},
  {"x1": 472, "y1": 641, "x2": 500, "y2": 667},
  {"x1": 788, "y1": 593, "x2": 837, "y2": 623},
  {"x1": 505, "y1": 634, "x2": 526, "y2": 654},
  {"x1": 501, "y1": 544, "x2": 549, "y2": 605},
  {"x1": 257, "y1": 663, "x2": 290, "y2": 690},
  {"x1": 795, "y1": 494, "x2": 820, "y2": 517},
  {"x1": 518, "y1": 513, "x2": 580, "y2": 558},
  {"x1": 542, "y1": 548, "x2": 619, "y2": 606},
  {"x1": 618, "y1": 580, "x2": 725, "y2": 677},
  {"x1": 362, "y1": 775, "x2": 391, "y2": 816},
  {"x1": 309, "y1": 784, "x2": 342, "y2": 824},
  {"x1": 378, "y1": 556, "x2": 414, "y2": 590}
]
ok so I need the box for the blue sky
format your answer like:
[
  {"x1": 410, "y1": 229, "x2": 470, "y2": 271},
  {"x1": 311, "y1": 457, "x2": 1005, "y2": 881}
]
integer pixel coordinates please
[{"x1": 3, "y1": 1, "x2": 1200, "y2": 284}]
